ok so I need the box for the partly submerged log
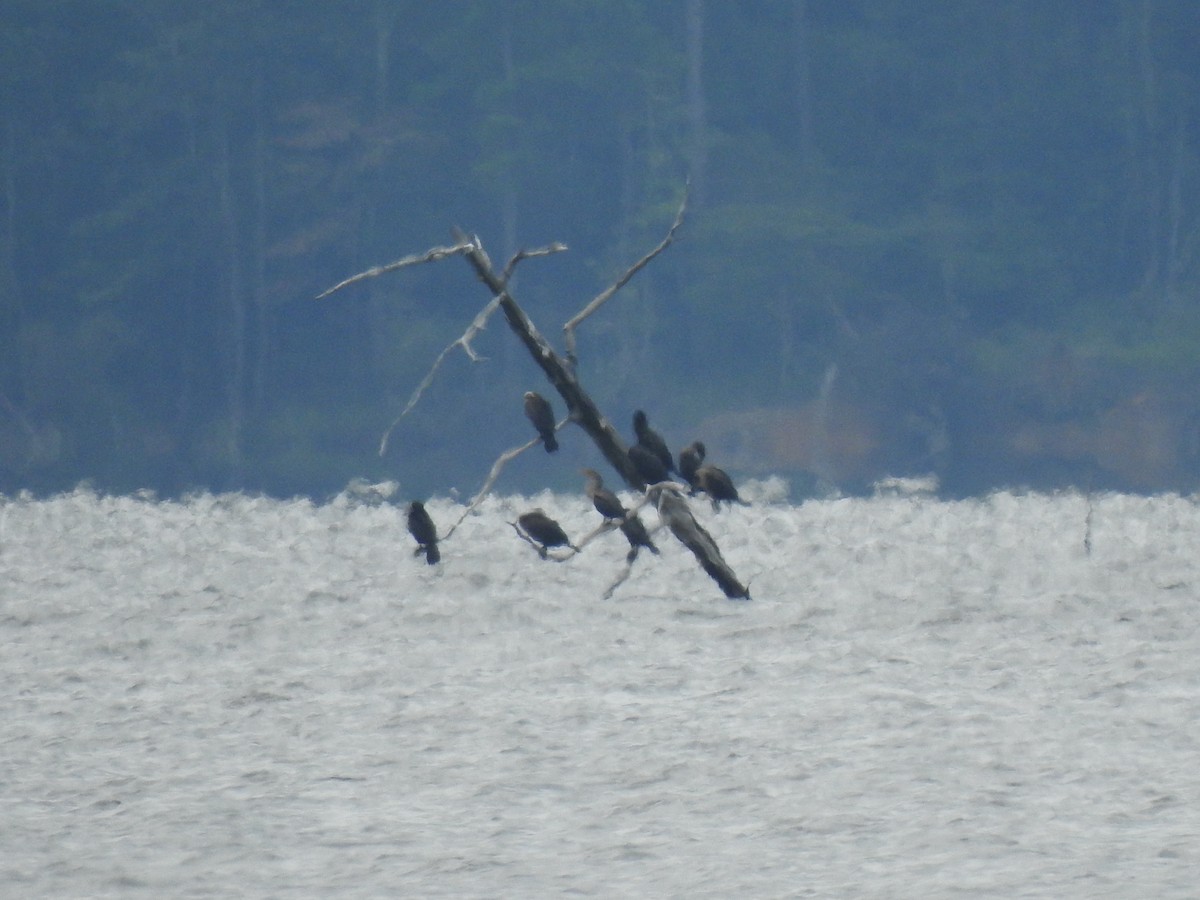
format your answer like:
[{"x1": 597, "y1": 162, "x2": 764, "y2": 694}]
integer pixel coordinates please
[{"x1": 655, "y1": 487, "x2": 750, "y2": 600}]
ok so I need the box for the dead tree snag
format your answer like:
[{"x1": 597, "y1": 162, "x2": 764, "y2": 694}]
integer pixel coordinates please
[{"x1": 318, "y1": 191, "x2": 750, "y2": 600}]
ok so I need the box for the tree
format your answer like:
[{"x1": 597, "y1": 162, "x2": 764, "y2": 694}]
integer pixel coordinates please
[{"x1": 318, "y1": 195, "x2": 750, "y2": 600}]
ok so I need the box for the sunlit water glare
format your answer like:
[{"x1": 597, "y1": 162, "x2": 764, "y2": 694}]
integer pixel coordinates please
[{"x1": 2, "y1": 484, "x2": 1198, "y2": 897}]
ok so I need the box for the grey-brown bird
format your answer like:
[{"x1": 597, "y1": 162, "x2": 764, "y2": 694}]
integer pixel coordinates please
[
  {"x1": 582, "y1": 468, "x2": 658, "y2": 559},
  {"x1": 628, "y1": 443, "x2": 669, "y2": 486},
  {"x1": 523, "y1": 391, "x2": 558, "y2": 452},
  {"x1": 619, "y1": 513, "x2": 659, "y2": 560},
  {"x1": 695, "y1": 464, "x2": 748, "y2": 511},
  {"x1": 518, "y1": 509, "x2": 578, "y2": 553},
  {"x1": 678, "y1": 441, "x2": 706, "y2": 491},
  {"x1": 632, "y1": 410, "x2": 676, "y2": 476},
  {"x1": 581, "y1": 468, "x2": 627, "y2": 521},
  {"x1": 406, "y1": 500, "x2": 440, "y2": 564}
]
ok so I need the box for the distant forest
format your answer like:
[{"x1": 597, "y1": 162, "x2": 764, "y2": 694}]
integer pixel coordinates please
[{"x1": 3, "y1": 1, "x2": 1200, "y2": 498}]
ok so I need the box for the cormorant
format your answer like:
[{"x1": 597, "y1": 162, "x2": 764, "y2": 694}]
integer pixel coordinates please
[
  {"x1": 582, "y1": 468, "x2": 658, "y2": 559},
  {"x1": 518, "y1": 509, "x2": 579, "y2": 553},
  {"x1": 628, "y1": 443, "x2": 670, "y2": 485},
  {"x1": 632, "y1": 410, "x2": 676, "y2": 476},
  {"x1": 523, "y1": 391, "x2": 559, "y2": 452},
  {"x1": 695, "y1": 464, "x2": 748, "y2": 511},
  {"x1": 581, "y1": 468, "x2": 627, "y2": 521},
  {"x1": 678, "y1": 441, "x2": 706, "y2": 491},
  {"x1": 406, "y1": 500, "x2": 440, "y2": 564},
  {"x1": 619, "y1": 513, "x2": 660, "y2": 560}
]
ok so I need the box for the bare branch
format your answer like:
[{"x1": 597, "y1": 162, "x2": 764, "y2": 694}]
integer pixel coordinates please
[
  {"x1": 442, "y1": 438, "x2": 535, "y2": 538},
  {"x1": 563, "y1": 186, "x2": 689, "y2": 362},
  {"x1": 501, "y1": 242, "x2": 569, "y2": 284},
  {"x1": 574, "y1": 517, "x2": 620, "y2": 550},
  {"x1": 455, "y1": 231, "x2": 649, "y2": 491},
  {"x1": 378, "y1": 294, "x2": 503, "y2": 457},
  {"x1": 315, "y1": 241, "x2": 475, "y2": 300},
  {"x1": 599, "y1": 516, "x2": 667, "y2": 599},
  {"x1": 573, "y1": 491, "x2": 666, "y2": 599},
  {"x1": 602, "y1": 558, "x2": 636, "y2": 600},
  {"x1": 440, "y1": 415, "x2": 570, "y2": 539}
]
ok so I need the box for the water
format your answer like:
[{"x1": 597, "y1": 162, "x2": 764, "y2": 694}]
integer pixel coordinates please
[{"x1": 2, "y1": 484, "x2": 1198, "y2": 897}]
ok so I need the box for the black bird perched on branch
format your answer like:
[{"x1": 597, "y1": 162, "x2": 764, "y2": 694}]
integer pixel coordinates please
[
  {"x1": 678, "y1": 440, "x2": 705, "y2": 492},
  {"x1": 583, "y1": 468, "x2": 658, "y2": 559},
  {"x1": 518, "y1": 509, "x2": 579, "y2": 554},
  {"x1": 523, "y1": 391, "x2": 559, "y2": 452},
  {"x1": 695, "y1": 464, "x2": 748, "y2": 511},
  {"x1": 633, "y1": 410, "x2": 676, "y2": 476},
  {"x1": 628, "y1": 443, "x2": 670, "y2": 485},
  {"x1": 619, "y1": 513, "x2": 659, "y2": 560},
  {"x1": 406, "y1": 500, "x2": 440, "y2": 564},
  {"x1": 581, "y1": 468, "x2": 627, "y2": 521}
]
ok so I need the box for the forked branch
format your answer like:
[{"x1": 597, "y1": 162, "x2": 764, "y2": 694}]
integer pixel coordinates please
[
  {"x1": 563, "y1": 185, "x2": 689, "y2": 364},
  {"x1": 378, "y1": 294, "x2": 502, "y2": 456},
  {"x1": 502, "y1": 242, "x2": 569, "y2": 283},
  {"x1": 315, "y1": 241, "x2": 475, "y2": 300},
  {"x1": 441, "y1": 415, "x2": 569, "y2": 539}
]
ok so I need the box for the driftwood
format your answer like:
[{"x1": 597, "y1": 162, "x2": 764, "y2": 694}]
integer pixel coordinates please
[
  {"x1": 317, "y1": 190, "x2": 749, "y2": 599},
  {"x1": 655, "y1": 486, "x2": 750, "y2": 600}
]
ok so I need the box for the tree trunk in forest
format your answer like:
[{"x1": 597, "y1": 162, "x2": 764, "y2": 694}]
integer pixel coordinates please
[
  {"x1": 791, "y1": 0, "x2": 816, "y2": 172},
  {"x1": 1164, "y1": 110, "x2": 1187, "y2": 308},
  {"x1": 372, "y1": 0, "x2": 394, "y2": 114},
  {"x1": 216, "y1": 114, "x2": 245, "y2": 479},
  {"x1": 1132, "y1": 0, "x2": 1164, "y2": 300},
  {"x1": 1, "y1": 117, "x2": 20, "y2": 395},
  {"x1": 685, "y1": 0, "x2": 708, "y2": 208},
  {"x1": 251, "y1": 70, "x2": 270, "y2": 411}
]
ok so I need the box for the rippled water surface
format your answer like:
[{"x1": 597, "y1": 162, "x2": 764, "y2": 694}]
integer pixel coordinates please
[{"x1": 2, "y1": 485, "x2": 1199, "y2": 897}]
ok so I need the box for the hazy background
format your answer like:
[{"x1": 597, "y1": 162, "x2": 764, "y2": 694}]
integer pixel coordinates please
[{"x1": 3, "y1": 1, "x2": 1200, "y2": 500}]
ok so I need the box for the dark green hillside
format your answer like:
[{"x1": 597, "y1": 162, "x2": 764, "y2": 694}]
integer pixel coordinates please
[{"x1": 3, "y1": 2, "x2": 1199, "y2": 497}]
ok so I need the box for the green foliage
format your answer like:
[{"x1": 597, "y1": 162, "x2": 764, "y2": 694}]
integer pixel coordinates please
[{"x1": 3, "y1": 1, "x2": 1200, "y2": 495}]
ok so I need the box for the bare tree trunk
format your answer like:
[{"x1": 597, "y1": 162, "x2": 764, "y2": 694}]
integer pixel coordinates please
[
  {"x1": 457, "y1": 234, "x2": 751, "y2": 601},
  {"x1": 251, "y1": 70, "x2": 270, "y2": 411},
  {"x1": 685, "y1": 0, "x2": 708, "y2": 208},
  {"x1": 455, "y1": 232, "x2": 648, "y2": 491},
  {"x1": 791, "y1": 0, "x2": 816, "y2": 172},
  {"x1": 1133, "y1": 0, "x2": 1163, "y2": 298},
  {"x1": 1, "y1": 116, "x2": 20, "y2": 394},
  {"x1": 216, "y1": 115, "x2": 245, "y2": 479},
  {"x1": 1163, "y1": 107, "x2": 1191, "y2": 310},
  {"x1": 372, "y1": 0, "x2": 394, "y2": 115}
]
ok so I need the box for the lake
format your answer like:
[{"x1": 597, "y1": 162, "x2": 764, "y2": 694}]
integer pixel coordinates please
[{"x1": 2, "y1": 484, "x2": 1198, "y2": 897}]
